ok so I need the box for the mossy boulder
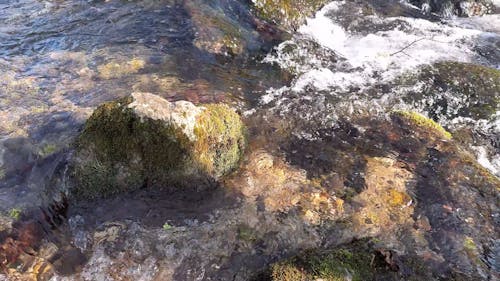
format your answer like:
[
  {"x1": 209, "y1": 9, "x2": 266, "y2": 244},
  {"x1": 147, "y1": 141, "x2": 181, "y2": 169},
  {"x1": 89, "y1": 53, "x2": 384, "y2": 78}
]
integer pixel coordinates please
[
  {"x1": 399, "y1": 61, "x2": 500, "y2": 121},
  {"x1": 72, "y1": 92, "x2": 246, "y2": 199},
  {"x1": 252, "y1": 0, "x2": 329, "y2": 30}
]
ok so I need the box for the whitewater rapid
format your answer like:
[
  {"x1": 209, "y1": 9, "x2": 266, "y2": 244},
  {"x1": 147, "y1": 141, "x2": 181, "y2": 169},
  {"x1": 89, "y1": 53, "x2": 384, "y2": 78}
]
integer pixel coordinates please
[{"x1": 260, "y1": 0, "x2": 500, "y2": 176}]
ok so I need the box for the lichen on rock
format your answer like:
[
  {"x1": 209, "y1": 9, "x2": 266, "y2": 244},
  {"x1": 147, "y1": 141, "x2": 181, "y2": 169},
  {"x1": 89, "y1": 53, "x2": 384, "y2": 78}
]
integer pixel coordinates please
[
  {"x1": 127, "y1": 92, "x2": 203, "y2": 141},
  {"x1": 72, "y1": 92, "x2": 246, "y2": 199}
]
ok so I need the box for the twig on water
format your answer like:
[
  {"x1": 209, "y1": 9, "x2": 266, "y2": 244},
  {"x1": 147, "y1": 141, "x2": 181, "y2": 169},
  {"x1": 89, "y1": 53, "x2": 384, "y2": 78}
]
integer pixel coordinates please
[{"x1": 390, "y1": 37, "x2": 427, "y2": 56}]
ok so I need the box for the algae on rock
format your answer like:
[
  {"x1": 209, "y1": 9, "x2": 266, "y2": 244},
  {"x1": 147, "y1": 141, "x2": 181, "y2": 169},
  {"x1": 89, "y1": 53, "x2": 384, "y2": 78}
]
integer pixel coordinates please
[
  {"x1": 72, "y1": 92, "x2": 246, "y2": 199},
  {"x1": 186, "y1": 0, "x2": 246, "y2": 56}
]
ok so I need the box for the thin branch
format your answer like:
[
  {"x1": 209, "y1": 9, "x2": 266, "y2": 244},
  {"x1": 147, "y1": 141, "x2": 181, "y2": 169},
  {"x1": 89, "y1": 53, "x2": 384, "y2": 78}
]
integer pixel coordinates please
[
  {"x1": 401, "y1": 51, "x2": 412, "y2": 57},
  {"x1": 390, "y1": 37, "x2": 427, "y2": 56}
]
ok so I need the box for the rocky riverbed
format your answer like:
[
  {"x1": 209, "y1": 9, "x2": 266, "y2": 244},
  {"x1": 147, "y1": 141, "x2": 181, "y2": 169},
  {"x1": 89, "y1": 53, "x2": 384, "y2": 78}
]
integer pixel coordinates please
[{"x1": 0, "y1": 0, "x2": 499, "y2": 280}]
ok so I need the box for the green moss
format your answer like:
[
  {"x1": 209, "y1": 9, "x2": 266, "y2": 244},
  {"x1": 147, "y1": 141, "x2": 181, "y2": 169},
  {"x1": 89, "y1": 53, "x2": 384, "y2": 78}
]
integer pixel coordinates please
[
  {"x1": 78, "y1": 96, "x2": 143, "y2": 164},
  {"x1": 463, "y1": 237, "x2": 476, "y2": 252},
  {"x1": 162, "y1": 222, "x2": 172, "y2": 231},
  {"x1": 237, "y1": 224, "x2": 258, "y2": 242},
  {"x1": 38, "y1": 143, "x2": 58, "y2": 157},
  {"x1": 73, "y1": 96, "x2": 246, "y2": 199},
  {"x1": 391, "y1": 110, "x2": 452, "y2": 139},
  {"x1": 8, "y1": 208, "x2": 22, "y2": 220},
  {"x1": 194, "y1": 104, "x2": 246, "y2": 178},
  {"x1": 75, "y1": 96, "x2": 191, "y2": 197},
  {"x1": 268, "y1": 240, "x2": 379, "y2": 281},
  {"x1": 73, "y1": 159, "x2": 143, "y2": 199},
  {"x1": 252, "y1": 0, "x2": 329, "y2": 29},
  {"x1": 270, "y1": 261, "x2": 308, "y2": 281},
  {"x1": 308, "y1": 248, "x2": 372, "y2": 281}
]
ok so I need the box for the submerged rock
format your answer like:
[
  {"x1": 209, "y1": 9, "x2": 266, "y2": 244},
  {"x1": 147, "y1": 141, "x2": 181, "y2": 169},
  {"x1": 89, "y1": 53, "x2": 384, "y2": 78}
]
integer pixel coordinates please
[
  {"x1": 185, "y1": 0, "x2": 286, "y2": 56},
  {"x1": 72, "y1": 92, "x2": 246, "y2": 199},
  {"x1": 249, "y1": 105, "x2": 500, "y2": 280},
  {"x1": 392, "y1": 61, "x2": 499, "y2": 176},
  {"x1": 186, "y1": 0, "x2": 247, "y2": 56},
  {"x1": 3, "y1": 107, "x2": 499, "y2": 280}
]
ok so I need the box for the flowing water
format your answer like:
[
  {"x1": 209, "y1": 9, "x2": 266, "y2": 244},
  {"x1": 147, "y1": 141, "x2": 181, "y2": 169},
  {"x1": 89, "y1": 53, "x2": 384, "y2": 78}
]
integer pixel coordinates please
[
  {"x1": 0, "y1": 0, "x2": 285, "y2": 211},
  {"x1": 0, "y1": 0, "x2": 499, "y2": 279},
  {"x1": 260, "y1": 0, "x2": 500, "y2": 176}
]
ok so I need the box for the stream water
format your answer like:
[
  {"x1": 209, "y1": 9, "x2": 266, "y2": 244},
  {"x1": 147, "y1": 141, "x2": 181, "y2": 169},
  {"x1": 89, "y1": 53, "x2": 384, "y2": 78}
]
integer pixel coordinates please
[
  {"x1": 0, "y1": 0, "x2": 499, "y2": 280},
  {"x1": 0, "y1": 0, "x2": 286, "y2": 210}
]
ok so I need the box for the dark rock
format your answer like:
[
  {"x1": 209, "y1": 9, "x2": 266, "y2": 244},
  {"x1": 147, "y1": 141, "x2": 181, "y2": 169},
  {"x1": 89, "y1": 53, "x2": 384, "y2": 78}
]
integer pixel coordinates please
[{"x1": 408, "y1": 0, "x2": 494, "y2": 17}]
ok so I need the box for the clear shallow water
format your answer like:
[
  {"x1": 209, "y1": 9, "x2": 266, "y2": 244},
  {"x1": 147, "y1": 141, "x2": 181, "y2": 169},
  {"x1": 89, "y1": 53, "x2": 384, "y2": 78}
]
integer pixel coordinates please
[{"x1": 0, "y1": 0, "x2": 286, "y2": 211}]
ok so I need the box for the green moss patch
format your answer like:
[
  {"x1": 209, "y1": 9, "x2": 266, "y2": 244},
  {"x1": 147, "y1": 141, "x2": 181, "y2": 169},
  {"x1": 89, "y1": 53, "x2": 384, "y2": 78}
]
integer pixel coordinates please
[
  {"x1": 265, "y1": 239, "x2": 390, "y2": 281},
  {"x1": 194, "y1": 104, "x2": 247, "y2": 178},
  {"x1": 7, "y1": 208, "x2": 22, "y2": 220},
  {"x1": 391, "y1": 110, "x2": 452, "y2": 139}
]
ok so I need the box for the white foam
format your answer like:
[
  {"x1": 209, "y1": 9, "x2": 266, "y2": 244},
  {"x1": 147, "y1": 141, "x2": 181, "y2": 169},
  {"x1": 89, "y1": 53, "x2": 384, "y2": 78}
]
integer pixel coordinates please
[
  {"x1": 297, "y1": 4, "x2": 347, "y2": 52},
  {"x1": 266, "y1": 1, "x2": 500, "y2": 93},
  {"x1": 472, "y1": 146, "x2": 500, "y2": 177},
  {"x1": 275, "y1": 1, "x2": 493, "y2": 94},
  {"x1": 449, "y1": 14, "x2": 500, "y2": 34}
]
